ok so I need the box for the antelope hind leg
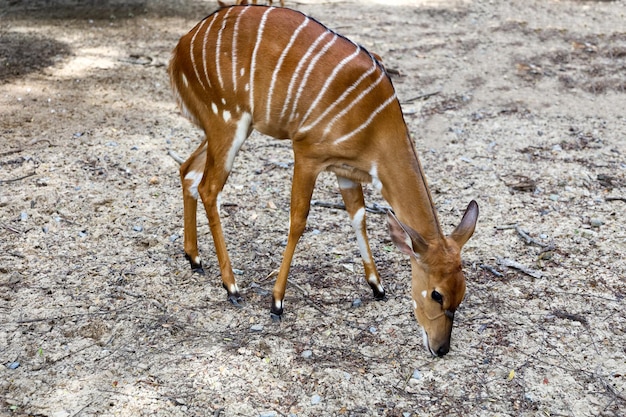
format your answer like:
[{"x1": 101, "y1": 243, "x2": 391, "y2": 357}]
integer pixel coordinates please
[{"x1": 180, "y1": 141, "x2": 209, "y2": 274}]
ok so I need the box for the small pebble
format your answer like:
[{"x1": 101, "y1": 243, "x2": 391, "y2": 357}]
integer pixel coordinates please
[
  {"x1": 301, "y1": 350, "x2": 312, "y2": 359},
  {"x1": 133, "y1": 225, "x2": 143, "y2": 232},
  {"x1": 369, "y1": 326, "x2": 377, "y2": 334},
  {"x1": 590, "y1": 218, "x2": 604, "y2": 228},
  {"x1": 549, "y1": 194, "x2": 559, "y2": 201},
  {"x1": 351, "y1": 298, "x2": 362, "y2": 308},
  {"x1": 7, "y1": 362, "x2": 20, "y2": 370},
  {"x1": 411, "y1": 369, "x2": 422, "y2": 380},
  {"x1": 20, "y1": 212, "x2": 28, "y2": 221},
  {"x1": 36, "y1": 177, "x2": 49, "y2": 186},
  {"x1": 259, "y1": 412, "x2": 277, "y2": 417},
  {"x1": 311, "y1": 394, "x2": 321, "y2": 405},
  {"x1": 250, "y1": 324, "x2": 264, "y2": 332},
  {"x1": 233, "y1": 268, "x2": 244, "y2": 275}
]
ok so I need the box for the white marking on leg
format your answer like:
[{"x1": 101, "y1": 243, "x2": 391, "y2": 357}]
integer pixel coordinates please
[
  {"x1": 274, "y1": 298, "x2": 283, "y2": 312},
  {"x1": 265, "y1": 16, "x2": 310, "y2": 125},
  {"x1": 333, "y1": 93, "x2": 397, "y2": 145},
  {"x1": 299, "y1": 44, "x2": 360, "y2": 131},
  {"x1": 194, "y1": 256, "x2": 202, "y2": 266},
  {"x1": 367, "y1": 273, "x2": 383, "y2": 294},
  {"x1": 288, "y1": 33, "x2": 338, "y2": 122},
  {"x1": 300, "y1": 58, "x2": 378, "y2": 133},
  {"x1": 351, "y1": 207, "x2": 372, "y2": 264},
  {"x1": 211, "y1": 102, "x2": 218, "y2": 115},
  {"x1": 338, "y1": 176, "x2": 358, "y2": 190},
  {"x1": 223, "y1": 110, "x2": 232, "y2": 123},
  {"x1": 240, "y1": 67, "x2": 245, "y2": 77},
  {"x1": 225, "y1": 113, "x2": 252, "y2": 172},
  {"x1": 215, "y1": 7, "x2": 233, "y2": 90},
  {"x1": 249, "y1": 7, "x2": 274, "y2": 114},
  {"x1": 369, "y1": 164, "x2": 383, "y2": 192},
  {"x1": 185, "y1": 171, "x2": 203, "y2": 200},
  {"x1": 279, "y1": 31, "x2": 332, "y2": 123},
  {"x1": 229, "y1": 282, "x2": 240, "y2": 295}
]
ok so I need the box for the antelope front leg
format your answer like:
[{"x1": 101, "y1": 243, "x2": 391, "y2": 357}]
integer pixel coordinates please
[
  {"x1": 271, "y1": 160, "x2": 319, "y2": 320},
  {"x1": 338, "y1": 176, "x2": 385, "y2": 300}
]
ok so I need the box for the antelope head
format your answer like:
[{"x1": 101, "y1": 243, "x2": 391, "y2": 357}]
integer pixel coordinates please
[{"x1": 388, "y1": 200, "x2": 478, "y2": 356}]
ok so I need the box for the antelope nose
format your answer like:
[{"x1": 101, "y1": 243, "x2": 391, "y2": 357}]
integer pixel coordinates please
[{"x1": 436, "y1": 344, "x2": 450, "y2": 357}]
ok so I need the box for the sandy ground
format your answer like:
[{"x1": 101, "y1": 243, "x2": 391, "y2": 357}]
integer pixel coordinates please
[{"x1": 1, "y1": 0, "x2": 625, "y2": 416}]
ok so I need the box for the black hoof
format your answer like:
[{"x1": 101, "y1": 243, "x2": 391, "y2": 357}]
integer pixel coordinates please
[
  {"x1": 373, "y1": 288, "x2": 386, "y2": 301},
  {"x1": 270, "y1": 297, "x2": 283, "y2": 321},
  {"x1": 185, "y1": 254, "x2": 205, "y2": 275},
  {"x1": 227, "y1": 293, "x2": 244, "y2": 307}
]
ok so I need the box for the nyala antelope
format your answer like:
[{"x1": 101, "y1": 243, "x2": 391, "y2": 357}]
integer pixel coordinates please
[{"x1": 168, "y1": 5, "x2": 479, "y2": 356}]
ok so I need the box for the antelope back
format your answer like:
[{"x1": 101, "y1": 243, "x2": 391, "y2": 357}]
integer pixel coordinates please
[{"x1": 169, "y1": 6, "x2": 400, "y2": 150}]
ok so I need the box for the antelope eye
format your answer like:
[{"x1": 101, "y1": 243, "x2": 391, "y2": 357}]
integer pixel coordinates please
[{"x1": 431, "y1": 290, "x2": 443, "y2": 305}]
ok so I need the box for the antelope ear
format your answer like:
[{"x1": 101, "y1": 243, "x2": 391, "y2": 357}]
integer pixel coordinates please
[
  {"x1": 450, "y1": 200, "x2": 479, "y2": 248},
  {"x1": 387, "y1": 211, "x2": 429, "y2": 256}
]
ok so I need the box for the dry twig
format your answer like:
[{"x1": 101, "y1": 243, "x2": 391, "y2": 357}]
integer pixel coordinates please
[
  {"x1": 496, "y1": 223, "x2": 551, "y2": 248},
  {"x1": 0, "y1": 171, "x2": 37, "y2": 184},
  {"x1": 479, "y1": 263, "x2": 504, "y2": 277},
  {"x1": 167, "y1": 149, "x2": 185, "y2": 165},
  {"x1": 311, "y1": 200, "x2": 390, "y2": 215},
  {"x1": 401, "y1": 90, "x2": 441, "y2": 104},
  {"x1": 605, "y1": 196, "x2": 626, "y2": 203},
  {"x1": 497, "y1": 257, "x2": 543, "y2": 279}
]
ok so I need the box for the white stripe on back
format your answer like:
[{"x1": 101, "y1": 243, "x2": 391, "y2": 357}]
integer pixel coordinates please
[
  {"x1": 299, "y1": 44, "x2": 361, "y2": 131},
  {"x1": 265, "y1": 16, "x2": 310, "y2": 125},
  {"x1": 300, "y1": 57, "x2": 378, "y2": 133},
  {"x1": 202, "y1": 15, "x2": 219, "y2": 90},
  {"x1": 279, "y1": 30, "x2": 332, "y2": 123},
  {"x1": 249, "y1": 7, "x2": 274, "y2": 114},
  {"x1": 215, "y1": 7, "x2": 233, "y2": 91},
  {"x1": 333, "y1": 92, "x2": 397, "y2": 145},
  {"x1": 324, "y1": 68, "x2": 386, "y2": 137},
  {"x1": 190, "y1": 18, "x2": 210, "y2": 91},
  {"x1": 231, "y1": 7, "x2": 249, "y2": 93},
  {"x1": 288, "y1": 34, "x2": 338, "y2": 123}
]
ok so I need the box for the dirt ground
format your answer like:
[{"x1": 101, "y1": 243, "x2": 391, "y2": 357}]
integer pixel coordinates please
[{"x1": 1, "y1": 0, "x2": 625, "y2": 416}]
